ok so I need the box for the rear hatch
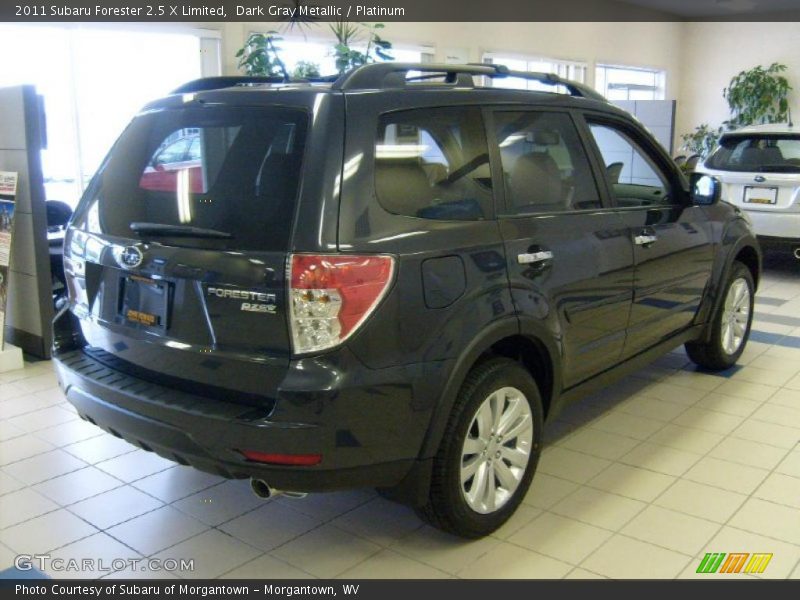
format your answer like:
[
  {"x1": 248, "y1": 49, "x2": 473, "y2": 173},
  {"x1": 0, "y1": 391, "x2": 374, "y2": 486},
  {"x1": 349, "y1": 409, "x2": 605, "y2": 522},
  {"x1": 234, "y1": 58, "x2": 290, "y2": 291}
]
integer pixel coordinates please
[
  {"x1": 702, "y1": 132, "x2": 800, "y2": 214},
  {"x1": 64, "y1": 100, "x2": 310, "y2": 405}
]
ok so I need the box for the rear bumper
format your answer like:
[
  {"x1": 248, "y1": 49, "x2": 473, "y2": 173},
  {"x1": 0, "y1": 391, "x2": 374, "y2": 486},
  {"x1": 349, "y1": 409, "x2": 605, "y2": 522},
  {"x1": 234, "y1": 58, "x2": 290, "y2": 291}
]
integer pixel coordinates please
[
  {"x1": 53, "y1": 346, "x2": 446, "y2": 492},
  {"x1": 757, "y1": 235, "x2": 800, "y2": 252},
  {"x1": 743, "y1": 209, "x2": 800, "y2": 242}
]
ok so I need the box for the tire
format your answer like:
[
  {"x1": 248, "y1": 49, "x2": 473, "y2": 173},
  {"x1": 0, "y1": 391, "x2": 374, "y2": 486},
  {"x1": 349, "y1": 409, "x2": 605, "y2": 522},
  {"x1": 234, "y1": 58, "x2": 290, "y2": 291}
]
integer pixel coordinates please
[
  {"x1": 685, "y1": 261, "x2": 754, "y2": 371},
  {"x1": 417, "y1": 357, "x2": 544, "y2": 538}
]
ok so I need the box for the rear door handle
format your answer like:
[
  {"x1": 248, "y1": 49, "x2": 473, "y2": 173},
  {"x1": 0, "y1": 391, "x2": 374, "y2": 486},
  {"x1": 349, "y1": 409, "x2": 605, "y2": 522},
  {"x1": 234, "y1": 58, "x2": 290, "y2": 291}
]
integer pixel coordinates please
[
  {"x1": 518, "y1": 250, "x2": 553, "y2": 264},
  {"x1": 634, "y1": 234, "x2": 658, "y2": 246}
]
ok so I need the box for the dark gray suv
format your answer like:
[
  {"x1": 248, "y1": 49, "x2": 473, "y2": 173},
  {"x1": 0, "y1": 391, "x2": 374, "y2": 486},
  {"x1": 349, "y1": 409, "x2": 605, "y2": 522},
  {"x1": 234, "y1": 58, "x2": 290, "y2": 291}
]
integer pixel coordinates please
[{"x1": 53, "y1": 63, "x2": 760, "y2": 538}]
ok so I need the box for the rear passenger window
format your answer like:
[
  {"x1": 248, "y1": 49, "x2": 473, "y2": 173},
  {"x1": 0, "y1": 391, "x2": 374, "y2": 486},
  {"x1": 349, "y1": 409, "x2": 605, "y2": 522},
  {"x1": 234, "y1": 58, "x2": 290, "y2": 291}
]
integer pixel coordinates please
[
  {"x1": 375, "y1": 107, "x2": 492, "y2": 220},
  {"x1": 493, "y1": 111, "x2": 602, "y2": 214}
]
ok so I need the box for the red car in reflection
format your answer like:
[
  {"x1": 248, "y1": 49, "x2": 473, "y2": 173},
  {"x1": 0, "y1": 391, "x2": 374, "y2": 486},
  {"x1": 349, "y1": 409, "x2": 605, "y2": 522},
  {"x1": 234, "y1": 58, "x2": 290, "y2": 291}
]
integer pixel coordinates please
[{"x1": 139, "y1": 134, "x2": 204, "y2": 193}]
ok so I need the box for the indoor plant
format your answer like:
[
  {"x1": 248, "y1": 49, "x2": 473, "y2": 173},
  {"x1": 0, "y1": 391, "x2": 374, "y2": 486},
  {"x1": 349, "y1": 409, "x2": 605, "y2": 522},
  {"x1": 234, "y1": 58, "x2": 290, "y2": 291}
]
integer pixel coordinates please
[
  {"x1": 680, "y1": 123, "x2": 723, "y2": 158},
  {"x1": 235, "y1": 32, "x2": 289, "y2": 79},
  {"x1": 292, "y1": 60, "x2": 322, "y2": 79},
  {"x1": 680, "y1": 62, "x2": 792, "y2": 159},
  {"x1": 723, "y1": 62, "x2": 792, "y2": 128},
  {"x1": 330, "y1": 21, "x2": 393, "y2": 74}
]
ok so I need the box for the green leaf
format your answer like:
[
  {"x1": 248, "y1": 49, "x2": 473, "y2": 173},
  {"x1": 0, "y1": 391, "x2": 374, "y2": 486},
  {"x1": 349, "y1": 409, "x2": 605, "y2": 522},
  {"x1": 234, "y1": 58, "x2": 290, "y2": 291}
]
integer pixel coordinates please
[{"x1": 723, "y1": 62, "x2": 791, "y2": 127}]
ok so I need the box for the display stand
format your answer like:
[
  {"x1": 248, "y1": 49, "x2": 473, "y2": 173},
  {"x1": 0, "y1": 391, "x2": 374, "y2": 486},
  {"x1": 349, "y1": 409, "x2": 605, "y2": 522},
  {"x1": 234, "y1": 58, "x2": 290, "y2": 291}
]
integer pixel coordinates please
[
  {"x1": 0, "y1": 85, "x2": 53, "y2": 359},
  {"x1": 0, "y1": 169, "x2": 24, "y2": 371}
]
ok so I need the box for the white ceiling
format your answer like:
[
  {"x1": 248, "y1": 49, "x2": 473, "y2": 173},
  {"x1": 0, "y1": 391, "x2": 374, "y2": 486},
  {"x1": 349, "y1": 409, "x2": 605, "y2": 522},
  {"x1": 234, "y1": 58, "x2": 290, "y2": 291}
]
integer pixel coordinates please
[{"x1": 621, "y1": 0, "x2": 800, "y2": 17}]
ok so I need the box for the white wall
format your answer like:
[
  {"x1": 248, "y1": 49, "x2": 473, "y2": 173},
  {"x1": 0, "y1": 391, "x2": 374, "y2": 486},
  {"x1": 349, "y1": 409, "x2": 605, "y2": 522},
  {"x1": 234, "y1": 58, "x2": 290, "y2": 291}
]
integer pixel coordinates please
[
  {"x1": 677, "y1": 21, "x2": 800, "y2": 147},
  {"x1": 13, "y1": 21, "x2": 799, "y2": 159},
  {"x1": 220, "y1": 21, "x2": 684, "y2": 95},
  {"x1": 159, "y1": 21, "x2": 800, "y2": 155}
]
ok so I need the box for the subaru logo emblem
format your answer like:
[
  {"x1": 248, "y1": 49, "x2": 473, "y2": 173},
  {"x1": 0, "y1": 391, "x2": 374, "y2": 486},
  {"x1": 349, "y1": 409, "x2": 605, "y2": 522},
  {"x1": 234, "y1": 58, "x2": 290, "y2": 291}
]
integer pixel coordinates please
[
  {"x1": 754, "y1": 175, "x2": 766, "y2": 183},
  {"x1": 118, "y1": 245, "x2": 144, "y2": 269}
]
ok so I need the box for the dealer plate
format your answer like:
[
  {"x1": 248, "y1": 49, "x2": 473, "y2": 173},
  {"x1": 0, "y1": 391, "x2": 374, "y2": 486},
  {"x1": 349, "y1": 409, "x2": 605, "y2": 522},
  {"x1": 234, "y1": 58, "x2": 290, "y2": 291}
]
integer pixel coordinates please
[{"x1": 743, "y1": 186, "x2": 778, "y2": 205}]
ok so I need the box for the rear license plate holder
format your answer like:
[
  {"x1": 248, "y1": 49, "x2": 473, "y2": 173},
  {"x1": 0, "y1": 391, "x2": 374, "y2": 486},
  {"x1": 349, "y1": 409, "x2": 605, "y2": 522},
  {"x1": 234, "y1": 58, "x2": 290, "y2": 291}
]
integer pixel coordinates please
[
  {"x1": 119, "y1": 275, "x2": 169, "y2": 330},
  {"x1": 743, "y1": 186, "x2": 778, "y2": 205}
]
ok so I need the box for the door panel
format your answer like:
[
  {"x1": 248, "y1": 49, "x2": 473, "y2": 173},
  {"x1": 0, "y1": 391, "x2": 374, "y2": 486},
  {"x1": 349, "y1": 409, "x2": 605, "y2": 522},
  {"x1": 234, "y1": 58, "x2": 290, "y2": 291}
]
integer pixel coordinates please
[
  {"x1": 337, "y1": 96, "x2": 515, "y2": 371},
  {"x1": 491, "y1": 109, "x2": 635, "y2": 388},
  {"x1": 584, "y1": 119, "x2": 714, "y2": 358},
  {"x1": 501, "y1": 214, "x2": 634, "y2": 387},
  {"x1": 616, "y1": 206, "x2": 713, "y2": 355}
]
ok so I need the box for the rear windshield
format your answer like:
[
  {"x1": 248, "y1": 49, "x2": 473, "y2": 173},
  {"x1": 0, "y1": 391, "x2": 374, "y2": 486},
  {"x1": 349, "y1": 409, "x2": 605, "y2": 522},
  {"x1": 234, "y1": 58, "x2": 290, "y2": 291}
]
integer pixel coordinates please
[
  {"x1": 706, "y1": 134, "x2": 800, "y2": 173},
  {"x1": 74, "y1": 105, "x2": 308, "y2": 251}
]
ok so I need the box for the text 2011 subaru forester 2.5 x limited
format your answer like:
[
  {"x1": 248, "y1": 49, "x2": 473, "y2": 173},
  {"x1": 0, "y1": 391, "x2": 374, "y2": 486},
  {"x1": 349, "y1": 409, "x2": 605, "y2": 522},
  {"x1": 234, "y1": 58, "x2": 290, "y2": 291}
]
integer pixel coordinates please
[{"x1": 53, "y1": 64, "x2": 760, "y2": 538}]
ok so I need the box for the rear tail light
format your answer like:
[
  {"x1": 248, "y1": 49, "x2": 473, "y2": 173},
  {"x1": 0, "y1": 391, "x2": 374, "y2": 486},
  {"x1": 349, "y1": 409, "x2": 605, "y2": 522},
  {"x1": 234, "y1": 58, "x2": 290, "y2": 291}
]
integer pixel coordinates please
[{"x1": 288, "y1": 254, "x2": 395, "y2": 354}]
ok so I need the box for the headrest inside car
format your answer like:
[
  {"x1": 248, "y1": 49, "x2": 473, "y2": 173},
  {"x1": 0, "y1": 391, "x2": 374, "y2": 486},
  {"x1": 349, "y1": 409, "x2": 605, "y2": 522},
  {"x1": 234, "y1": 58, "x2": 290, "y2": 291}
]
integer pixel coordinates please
[{"x1": 529, "y1": 130, "x2": 561, "y2": 146}]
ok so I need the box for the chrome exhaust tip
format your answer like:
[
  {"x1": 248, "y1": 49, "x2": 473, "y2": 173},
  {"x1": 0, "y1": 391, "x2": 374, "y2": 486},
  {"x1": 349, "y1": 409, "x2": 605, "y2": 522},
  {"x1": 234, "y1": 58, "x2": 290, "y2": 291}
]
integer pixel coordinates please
[
  {"x1": 249, "y1": 479, "x2": 307, "y2": 500},
  {"x1": 250, "y1": 478, "x2": 277, "y2": 499},
  {"x1": 793, "y1": 247, "x2": 800, "y2": 260}
]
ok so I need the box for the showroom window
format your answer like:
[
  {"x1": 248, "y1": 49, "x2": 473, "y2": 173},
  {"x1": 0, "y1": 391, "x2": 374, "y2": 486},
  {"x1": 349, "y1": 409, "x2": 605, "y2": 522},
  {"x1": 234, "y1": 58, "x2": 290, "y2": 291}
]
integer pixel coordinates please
[
  {"x1": 271, "y1": 38, "x2": 339, "y2": 76},
  {"x1": 256, "y1": 34, "x2": 434, "y2": 78},
  {"x1": 482, "y1": 53, "x2": 587, "y2": 92},
  {"x1": 595, "y1": 64, "x2": 666, "y2": 101},
  {"x1": 0, "y1": 25, "x2": 218, "y2": 206}
]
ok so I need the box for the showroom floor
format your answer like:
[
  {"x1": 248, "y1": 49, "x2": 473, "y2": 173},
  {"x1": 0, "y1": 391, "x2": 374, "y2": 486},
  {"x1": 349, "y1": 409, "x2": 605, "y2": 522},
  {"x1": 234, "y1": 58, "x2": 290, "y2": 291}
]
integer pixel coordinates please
[{"x1": 1, "y1": 255, "x2": 799, "y2": 580}]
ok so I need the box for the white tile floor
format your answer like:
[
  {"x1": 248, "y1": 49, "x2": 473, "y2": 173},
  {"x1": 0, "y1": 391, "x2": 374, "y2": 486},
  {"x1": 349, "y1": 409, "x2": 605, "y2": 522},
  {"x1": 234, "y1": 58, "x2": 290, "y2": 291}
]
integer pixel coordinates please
[{"x1": 1, "y1": 254, "x2": 799, "y2": 580}]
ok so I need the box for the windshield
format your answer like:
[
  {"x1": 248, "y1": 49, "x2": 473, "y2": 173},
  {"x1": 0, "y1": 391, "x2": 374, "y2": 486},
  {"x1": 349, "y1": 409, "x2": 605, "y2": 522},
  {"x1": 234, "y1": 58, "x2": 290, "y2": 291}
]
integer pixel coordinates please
[
  {"x1": 706, "y1": 134, "x2": 800, "y2": 173},
  {"x1": 73, "y1": 105, "x2": 308, "y2": 251}
]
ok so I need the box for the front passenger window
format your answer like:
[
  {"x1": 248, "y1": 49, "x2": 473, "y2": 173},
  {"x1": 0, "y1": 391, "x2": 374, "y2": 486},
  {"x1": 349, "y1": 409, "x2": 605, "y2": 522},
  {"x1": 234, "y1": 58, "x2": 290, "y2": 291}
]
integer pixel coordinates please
[{"x1": 588, "y1": 123, "x2": 672, "y2": 207}]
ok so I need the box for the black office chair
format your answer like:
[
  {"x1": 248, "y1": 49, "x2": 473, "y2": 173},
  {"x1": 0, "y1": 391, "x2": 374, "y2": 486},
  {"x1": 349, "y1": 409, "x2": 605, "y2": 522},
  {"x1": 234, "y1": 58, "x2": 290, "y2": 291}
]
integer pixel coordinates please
[{"x1": 46, "y1": 200, "x2": 73, "y2": 302}]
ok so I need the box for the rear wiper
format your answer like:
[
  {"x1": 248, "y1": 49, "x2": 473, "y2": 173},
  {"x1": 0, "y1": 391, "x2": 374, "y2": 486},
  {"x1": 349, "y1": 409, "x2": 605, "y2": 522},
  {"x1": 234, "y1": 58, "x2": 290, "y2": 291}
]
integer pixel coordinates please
[{"x1": 130, "y1": 222, "x2": 233, "y2": 239}]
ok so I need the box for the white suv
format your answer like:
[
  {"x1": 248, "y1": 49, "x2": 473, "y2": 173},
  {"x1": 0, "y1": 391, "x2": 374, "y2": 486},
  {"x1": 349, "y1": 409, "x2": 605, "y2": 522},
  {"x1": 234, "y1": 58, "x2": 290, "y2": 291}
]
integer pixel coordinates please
[{"x1": 700, "y1": 123, "x2": 800, "y2": 255}]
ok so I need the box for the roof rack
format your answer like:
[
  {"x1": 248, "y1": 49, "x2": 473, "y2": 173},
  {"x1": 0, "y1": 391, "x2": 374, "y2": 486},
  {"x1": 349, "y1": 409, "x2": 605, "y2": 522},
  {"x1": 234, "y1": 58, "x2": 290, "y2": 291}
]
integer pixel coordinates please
[
  {"x1": 331, "y1": 63, "x2": 607, "y2": 101},
  {"x1": 172, "y1": 76, "x2": 283, "y2": 94},
  {"x1": 171, "y1": 75, "x2": 338, "y2": 94},
  {"x1": 170, "y1": 64, "x2": 606, "y2": 102}
]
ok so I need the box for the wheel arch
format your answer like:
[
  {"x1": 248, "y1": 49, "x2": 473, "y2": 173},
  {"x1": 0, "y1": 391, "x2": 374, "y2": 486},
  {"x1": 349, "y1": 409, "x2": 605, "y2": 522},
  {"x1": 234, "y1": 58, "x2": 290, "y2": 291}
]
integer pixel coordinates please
[
  {"x1": 418, "y1": 317, "x2": 561, "y2": 460},
  {"x1": 734, "y1": 244, "x2": 760, "y2": 289},
  {"x1": 489, "y1": 334, "x2": 555, "y2": 420},
  {"x1": 699, "y1": 224, "x2": 761, "y2": 343}
]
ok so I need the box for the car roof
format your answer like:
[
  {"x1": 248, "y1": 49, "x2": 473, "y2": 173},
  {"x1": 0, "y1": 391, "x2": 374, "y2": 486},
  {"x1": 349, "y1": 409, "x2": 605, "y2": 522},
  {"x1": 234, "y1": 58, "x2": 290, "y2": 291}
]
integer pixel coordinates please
[
  {"x1": 139, "y1": 83, "x2": 624, "y2": 121},
  {"x1": 153, "y1": 75, "x2": 626, "y2": 123},
  {"x1": 142, "y1": 64, "x2": 640, "y2": 123},
  {"x1": 722, "y1": 123, "x2": 798, "y2": 135},
  {"x1": 147, "y1": 82, "x2": 621, "y2": 117},
  {"x1": 168, "y1": 63, "x2": 611, "y2": 105}
]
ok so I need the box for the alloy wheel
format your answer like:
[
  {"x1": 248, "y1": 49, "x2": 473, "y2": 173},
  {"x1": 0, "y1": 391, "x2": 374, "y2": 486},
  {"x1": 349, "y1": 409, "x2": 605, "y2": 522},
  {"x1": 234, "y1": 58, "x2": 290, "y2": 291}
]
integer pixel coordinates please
[
  {"x1": 460, "y1": 386, "x2": 533, "y2": 514},
  {"x1": 721, "y1": 277, "x2": 751, "y2": 355}
]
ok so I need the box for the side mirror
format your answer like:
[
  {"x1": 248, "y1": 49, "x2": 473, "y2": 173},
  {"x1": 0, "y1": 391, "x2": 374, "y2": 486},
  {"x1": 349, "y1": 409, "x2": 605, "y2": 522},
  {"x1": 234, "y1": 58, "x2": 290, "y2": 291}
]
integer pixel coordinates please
[{"x1": 690, "y1": 173, "x2": 721, "y2": 205}]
